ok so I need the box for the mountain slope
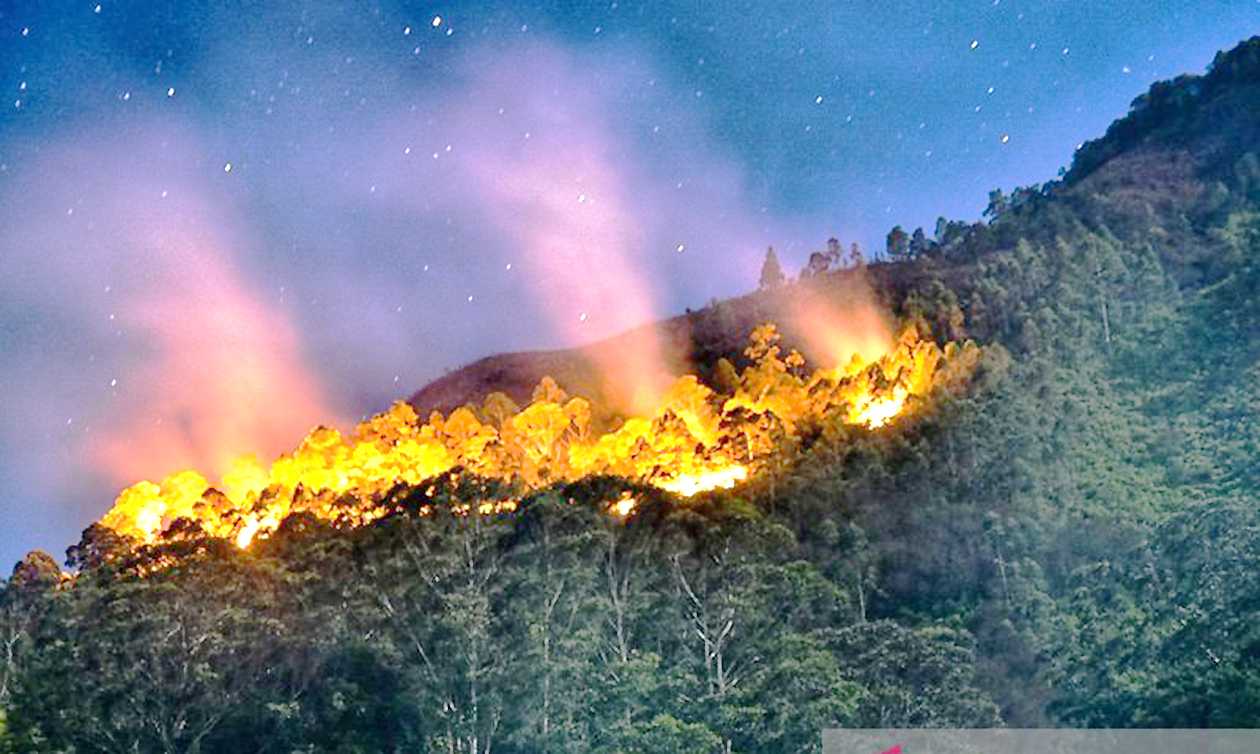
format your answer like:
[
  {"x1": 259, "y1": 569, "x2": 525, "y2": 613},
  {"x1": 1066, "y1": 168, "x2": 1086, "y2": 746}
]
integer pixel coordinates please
[
  {"x1": 409, "y1": 269, "x2": 897, "y2": 417},
  {"x1": 411, "y1": 34, "x2": 1260, "y2": 420}
]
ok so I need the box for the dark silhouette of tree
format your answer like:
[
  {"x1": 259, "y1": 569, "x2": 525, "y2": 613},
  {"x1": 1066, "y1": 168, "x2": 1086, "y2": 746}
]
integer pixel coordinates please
[
  {"x1": 801, "y1": 251, "x2": 830, "y2": 279},
  {"x1": 886, "y1": 226, "x2": 910, "y2": 261},
  {"x1": 2, "y1": 552, "x2": 60, "y2": 713},
  {"x1": 759, "y1": 246, "x2": 785, "y2": 288},
  {"x1": 848, "y1": 242, "x2": 864, "y2": 268},
  {"x1": 826, "y1": 237, "x2": 843, "y2": 266},
  {"x1": 984, "y1": 188, "x2": 1008, "y2": 220},
  {"x1": 910, "y1": 227, "x2": 930, "y2": 258}
]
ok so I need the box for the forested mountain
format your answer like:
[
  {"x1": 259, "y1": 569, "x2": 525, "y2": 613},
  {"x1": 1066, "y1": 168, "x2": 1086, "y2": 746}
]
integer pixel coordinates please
[{"x1": 2, "y1": 36, "x2": 1259, "y2": 754}]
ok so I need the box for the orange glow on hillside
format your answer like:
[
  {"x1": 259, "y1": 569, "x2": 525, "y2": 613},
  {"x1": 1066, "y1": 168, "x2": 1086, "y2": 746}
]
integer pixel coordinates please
[
  {"x1": 611, "y1": 493, "x2": 638, "y2": 518},
  {"x1": 787, "y1": 271, "x2": 894, "y2": 375},
  {"x1": 656, "y1": 466, "x2": 748, "y2": 497},
  {"x1": 850, "y1": 386, "x2": 910, "y2": 429},
  {"x1": 98, "y1": 322, "x2": 980, "y2": 549}
]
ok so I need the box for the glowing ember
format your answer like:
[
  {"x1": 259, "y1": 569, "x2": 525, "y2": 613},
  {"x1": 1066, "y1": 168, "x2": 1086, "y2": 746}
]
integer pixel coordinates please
[
  {"x1": 234, "y1": 523, "x2": 259, "y2": 549},
  {"x1": 476, "y1": 500, "x2": 519, "y2": 516},
  {"x1": 97, "y1": 322, "x2": 979, "y2": 549},
  {"x1": 234, "y1": 516, "x2": 273, "y2": 549},
  {"x1": 852, "y1": 386, "x2": 909, "y2": 429},
  {"x1": 656, "y1": 466, "x2": 748, "y2": 497},
  {"x1": 611, "y1": 494, "x2": 637, "y2": 517}
]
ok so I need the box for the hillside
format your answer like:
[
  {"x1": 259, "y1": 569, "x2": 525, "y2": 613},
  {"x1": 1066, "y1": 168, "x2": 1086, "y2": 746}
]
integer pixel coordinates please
[
  {"x1": 408, "y1": 270, "x2": 897, "y2": 418},
  {"x1": 414, "y1": 36, "x2": 1260, "y2": 418},
  {"x1": 2, "y1": 36, "x2": 1260, "y2": 754}
]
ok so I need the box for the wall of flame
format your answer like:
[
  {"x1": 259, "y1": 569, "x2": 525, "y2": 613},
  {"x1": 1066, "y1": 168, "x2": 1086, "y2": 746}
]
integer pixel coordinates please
[{"x1": 98, "y1": 322, "x2": 981, "y2": 549}]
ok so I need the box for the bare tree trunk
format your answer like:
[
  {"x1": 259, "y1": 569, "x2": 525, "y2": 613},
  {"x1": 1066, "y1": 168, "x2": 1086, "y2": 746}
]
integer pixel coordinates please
[
  {"x1": 1099, "y1": 292, "x2": 1112, "y2": 349},
  {"x1": 855, "y1": 572, "x2": 867, "y2": 623},
  {"x1": 1092, "y1": 259, "x2": 1112, "y2": 351},
  {"x1": 606, "y1": 535, "x2": 631, "y2": 664},
  {"x1": 673, "y1": 551, "x2": 739, "y2": 754}
]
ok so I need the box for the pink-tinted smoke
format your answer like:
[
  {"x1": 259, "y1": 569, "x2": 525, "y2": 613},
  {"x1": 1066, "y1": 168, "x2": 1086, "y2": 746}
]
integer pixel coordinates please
[
  {"x1": 786, "y1": 272, "x2": 895, "y2": 371},
  {"x1": 0, "y1": 130, "x2": 336, "y2": 489},
  {"x1": 89, "y1": 231, "x2": 332, "y2": 483},
  {"x1": 454, "y1": 46, "x2": 672, "y2": 411},
  {"x1": 341, "y1": 40, "x2": 798, "y2": 412}
]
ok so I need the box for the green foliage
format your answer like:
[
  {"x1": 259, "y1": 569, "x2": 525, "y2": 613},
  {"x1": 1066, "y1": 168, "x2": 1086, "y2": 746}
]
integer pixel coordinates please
[
  {"x1": 600, "y1": 714, "x2": 723, "y2": 754},
  {"x1": 1066, "y1": 37, "x2": 1260, "y2": 185},
  {"x1": 831, "y1": 622, "x2": 1001, "y2": 727},
  {"x1": 885, "y1": 225, "x2": 909, "y2": 261},
  {"x1": 1049, "y1": 501, "x2": 1260, "y2": 727}
]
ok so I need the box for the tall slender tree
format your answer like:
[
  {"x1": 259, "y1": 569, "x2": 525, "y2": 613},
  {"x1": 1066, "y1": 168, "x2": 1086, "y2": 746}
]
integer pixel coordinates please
[{"x1": 759, "y1": 246, "x2": 785, "y2": 288}]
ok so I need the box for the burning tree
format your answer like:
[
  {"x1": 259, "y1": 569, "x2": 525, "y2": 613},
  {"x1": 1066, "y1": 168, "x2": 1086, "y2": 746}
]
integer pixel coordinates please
[{"x1": 93, "y1": 320, "x2": 980, "y2": 554}]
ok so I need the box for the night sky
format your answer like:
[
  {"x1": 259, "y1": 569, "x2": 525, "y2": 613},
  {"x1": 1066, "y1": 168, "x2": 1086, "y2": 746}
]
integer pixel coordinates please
[{"x1": 2, "y1": 1, "x2": 1257, "y2": 569}]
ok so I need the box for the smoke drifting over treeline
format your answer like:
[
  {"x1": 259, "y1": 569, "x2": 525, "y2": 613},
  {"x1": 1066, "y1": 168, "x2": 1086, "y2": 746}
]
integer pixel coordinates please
[{"x1": 0, "y1": 36, "x2": 842, "y2": 566}]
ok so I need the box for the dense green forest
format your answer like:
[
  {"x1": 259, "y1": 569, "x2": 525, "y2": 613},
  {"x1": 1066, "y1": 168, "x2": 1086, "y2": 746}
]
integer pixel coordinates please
[{"x1": 2, "y1": 36, "x2": 1259, "y2": 754}]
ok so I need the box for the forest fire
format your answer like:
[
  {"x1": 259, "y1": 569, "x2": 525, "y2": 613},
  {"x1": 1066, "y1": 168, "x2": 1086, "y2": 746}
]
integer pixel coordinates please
[
  {"x1": 98, "y1": 322, "x2": 981, "y2": 549},
  {"x1": 850, "y1": 387, "x2": 909, "y2": 429},
  {"x1": 610, "y1": 493, "x2": 638, "y2": 518},
  {"x1": 656, "y1": 466, "x2": 749, "y2": 497}
]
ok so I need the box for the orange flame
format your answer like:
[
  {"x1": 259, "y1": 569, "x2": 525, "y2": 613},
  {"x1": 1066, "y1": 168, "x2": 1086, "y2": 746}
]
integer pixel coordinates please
[
  {"x1": 784, "y1": 264, "x2": 894, "y2": 375},
  {"x1": 98, "y1": 321, "x2": 979, "y2": 549},
  {"x1": 611, "y1": 493, "x2": 638, "y2": 518},
  {"x1": 851, "y1": 386, "x2": 909, "y2": 429},
  {"x1": 657, "y1": 466, "x2": 748, "y2": 497}
]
